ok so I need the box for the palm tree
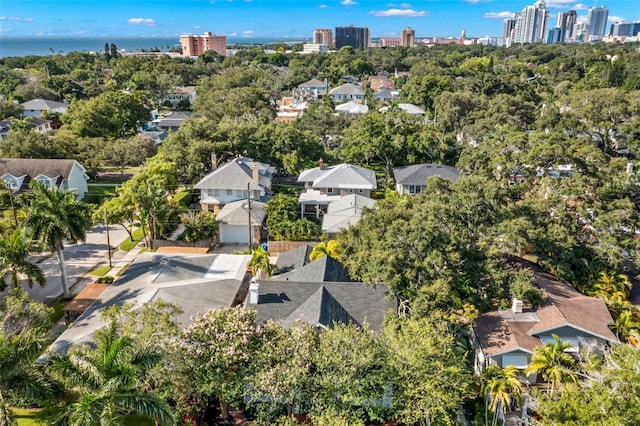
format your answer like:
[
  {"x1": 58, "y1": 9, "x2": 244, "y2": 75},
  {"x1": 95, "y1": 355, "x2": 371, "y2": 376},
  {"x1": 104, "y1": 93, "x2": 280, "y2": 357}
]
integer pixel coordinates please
[
  {"x1": 525, "y1": 334, "x2": 577, "y2": 395},
  {"x1": 0, "y1": 229, "x2": 45, "y2": 291},
  {"x1": 47, "y1": 320, "x2": 175, "y2": 426},
  {"x1": 309, "y1": 240, "x2": 341, "y2": 262},
  {"x1": 482, "y1": 365, "x2": 523, "y2": 426},
  {"x1": 0, "y1": 292, "x2": 53, "y2": 426},
  {"x1": 611, "y1": 309, "x2": 640, "y2": 346},
  {"x1": 248, "y1": 246, "x2": 275, "y2": 279},
  {"x1": 23, "y1": 182, "x2": 92, "y2": 298},
  {"x1": 592, "y1": 270, "x2": 632, "y2": 300}
]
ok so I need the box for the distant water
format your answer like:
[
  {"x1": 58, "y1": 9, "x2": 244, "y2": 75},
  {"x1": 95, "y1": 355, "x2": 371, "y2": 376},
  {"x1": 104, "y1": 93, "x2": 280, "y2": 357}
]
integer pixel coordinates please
[{"x1": 0, "y1": 36, "x2": 308, "y2": 58}]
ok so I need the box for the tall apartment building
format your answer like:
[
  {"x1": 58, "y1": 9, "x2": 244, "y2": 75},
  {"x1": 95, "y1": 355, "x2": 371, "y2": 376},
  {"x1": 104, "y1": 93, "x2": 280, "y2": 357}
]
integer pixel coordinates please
[
  {"x1": 335, "y1": 26, "x2": 370, "y2": 49},
  {"x1": 313, "y1": 29, "x2": 333, "y2": 47},
  {"x1": 610, "y1": 22, "x2": 640, "y2": 37},
  {"x1": 557, "y1": 10, "x2": 577, "y2": 42},
  {"x1": 513, "y1": 1, "x2": 549, "y2": 44},
  {"x1": 380, "y1": 37, "x2": 401, "y2": 47},
  {"x1": 180, "y1": 32, "x2": 227, "y2": 56},
  {"x1": 587, "y1": 6, "x2": 609, "y2": 39},
  {"x1": 401, "y1": 27, "x2": 416, "y2": 47},
  {"x1": 503, "y1": 15, "x2": 518, "y2": 41}
]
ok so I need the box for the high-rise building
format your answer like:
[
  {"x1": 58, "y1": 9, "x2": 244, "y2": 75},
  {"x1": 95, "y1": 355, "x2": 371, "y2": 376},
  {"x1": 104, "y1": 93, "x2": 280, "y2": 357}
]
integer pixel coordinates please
[
  {"x1": 401, "y1": 27, "x2": 416, "y2": 47},
  {"x1": 546, "y1": 27, "x2": 564, "y2": 44},
  {"x1": 503, "y1": 15, "x2": 518, "y2": 40},
  {"x1": 313, "y1": 29, "x2": 333, "y2": 47},
  {"x1": 335, "y1": 26, "x2": 370, "y2": 49},
  {"x1": 610, "y1": 21, "x2": 640, "y2": 37},
  {"x1": 587, "y1": 6, "x2": 609, "y2": 39},
  {"x1": 513, "y1": 1, "x2": 549, "y2": 44},
  {"x1": 557, "y1": 10, "x2": 577, "y2": 41},
  {"x1": 180, "y1": 32, "x2": 226, "y2": 57}
]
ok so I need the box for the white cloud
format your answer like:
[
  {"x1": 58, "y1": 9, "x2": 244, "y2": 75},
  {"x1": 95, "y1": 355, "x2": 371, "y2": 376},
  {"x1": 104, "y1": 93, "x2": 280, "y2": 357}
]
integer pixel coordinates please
[
  {"x1": 341, "y1": 0, "x2": 358, "y2": 5},
  {"x1": 0, "y1": 27, "x2": 12, "y2": 32},
  {"x1": 545, "y1": 0, "x2": 575, "y2": 7},
  {"x1": 483, "y1": 11, "x2": 513, "y2": 18},
  {"x1": 242, "y1": 30, "x2": 254, "y2": 36},
  {"x1": 126, "y1": 17, "x2": 156, "y2": 26},
  {"x1": 465, "y1": 0, "x2": 486, "y2": 3},
  {"x1": 0, "y1": 16, "x2": 34, "y2": 22},
  {"x1": 608, "y1": 15, "x2": 626, "y2": 22},
  {"x1": 319, "y1": 4, "x2": 328, "y2": 8},
  {"x1": 369, "y1": 8, "x2": 427, "y2": 17},
  {"x1": 574, "y1": 3, "x2": 589, "y2": 10}
]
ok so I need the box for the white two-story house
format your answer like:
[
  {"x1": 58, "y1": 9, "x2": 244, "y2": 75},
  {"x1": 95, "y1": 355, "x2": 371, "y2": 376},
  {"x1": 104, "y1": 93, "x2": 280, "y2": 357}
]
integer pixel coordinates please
[
  {"x1": 297, "y1": 160, "x2": 376, "y2": 217},
  {"x1": 194, "y1": 156, "x2": 275, "y2": 214},
  {"x1": 0, "y1": 158, "x2": 89, "y2": 199}
]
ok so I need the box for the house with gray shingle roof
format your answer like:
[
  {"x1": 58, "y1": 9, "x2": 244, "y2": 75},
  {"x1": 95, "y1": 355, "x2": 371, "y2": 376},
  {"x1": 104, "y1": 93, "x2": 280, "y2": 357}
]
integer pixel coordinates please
[
  {"x1": 321, "y1": 193, "x2": 376, "y2": 237},
  {"x1": 0, "y1": 158, "x2": 89, "y2": 199},
  {"x1": 298, "y1": 78, "x2": 328, "y2": 99},
  {"x1": 20, "y1": 99, "x2": 68, "y2": 117},
  {"x1": 297, "y1": 160, "x2": 377, "y2": 217},
  {"x1": 194, "y1": 156, "x2": 275, "y2": 214},
  {"x1": 328, "y1": 83, "x2": 365, "y2": 102},
  {"x1": 472, "y1": 258, "x2": 618, "y2": 380},
  {"x1": 248, "y1": 279, "x2": 392, "y2": 332},
  {"x1": 393, "y1": 163, "x2": 460, "y2": 196}
]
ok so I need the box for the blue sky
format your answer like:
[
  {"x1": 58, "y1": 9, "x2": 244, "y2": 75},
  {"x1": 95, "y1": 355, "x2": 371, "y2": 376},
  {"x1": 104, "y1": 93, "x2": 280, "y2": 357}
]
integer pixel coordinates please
[{"x1": 1, "y1": 0, "x2": 638, "y2": 38}]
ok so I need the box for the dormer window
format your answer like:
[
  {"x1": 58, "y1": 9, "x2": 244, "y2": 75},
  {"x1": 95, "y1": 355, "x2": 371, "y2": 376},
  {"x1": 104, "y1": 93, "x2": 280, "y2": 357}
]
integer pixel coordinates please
[
  {"x1": 36, "y1": 176, "x2": 53, "y2": 188},
  {"x1": 3, "y1": 176, "x2": 19, "y2": 191}
]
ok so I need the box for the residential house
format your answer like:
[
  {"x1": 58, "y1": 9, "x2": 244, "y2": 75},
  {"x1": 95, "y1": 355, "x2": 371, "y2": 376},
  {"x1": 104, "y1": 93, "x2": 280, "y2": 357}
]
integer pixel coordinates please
[
  {"x1": 321, "y1": 194, "x2": 376, "y2": 237},
  {"x1": 335, "y1": 101, "x2": 369, "y2": 114},
  {"x1": 20, "y1": 98, "x2": 68, "y2": 117},
  {"x1": 194, "y1": 156, "x2": 275, "y2": 214},
  {"x1": 0, "y1": 118, "x2": 53, "y2": 140},
  {"x1": 472, "y1": 258, "x2": 618, "y2": 380},
  {"x1": 0, "y1": 158, "x2": 90, "y2": 199},
  {"x1": 215, "y1": 199, "x2": 266, "y2": 245},
  {"x1": 341, "y1": 75, "x2": 360, "y2": 84},
  {"x1": 150, "y1": 111, "x2": 191, "y2": 131},
  {"x1": 161, "y1": 86, "x2": 197, "y2": 108},
  {"x1": 297, "y1": 160, "x2": 376, "y2": 216},
  {"x1": 379, "y1": 103, "x2": 425, "y2": 116},
  {"x1": 49, "y1": 251, "x2": 252, "y2": 353},
  {"x1": 248, "y1": 248, "x2": 392, "y2": 332},
  {"x1": 393, "y1": 163, "x2": 460, "y2": 196},
  {"x1": 297, "y1": 78, "x2": 329, "y2": 99},
  {"x1": 329, "y1": 83, "x2": 365, "y2": 102},
  {"x1": 373, "y1": 87, "x2": 400, "y2": 103},
  {"x1": 276, "y1": 97, "x2": 307, "y2": 122},
  {"x1": 271, "y1": 245, "x2": 353, "y2": 282},
  {"x1": 367, "y1": 74, "x2": 395, "y2": 91}
]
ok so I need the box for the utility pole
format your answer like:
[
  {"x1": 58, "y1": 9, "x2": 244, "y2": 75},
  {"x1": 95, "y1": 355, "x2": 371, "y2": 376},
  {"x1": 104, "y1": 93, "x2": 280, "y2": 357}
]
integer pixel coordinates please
[{"x1": 247, "y1": 182, "x2": 252, "y2": 252}]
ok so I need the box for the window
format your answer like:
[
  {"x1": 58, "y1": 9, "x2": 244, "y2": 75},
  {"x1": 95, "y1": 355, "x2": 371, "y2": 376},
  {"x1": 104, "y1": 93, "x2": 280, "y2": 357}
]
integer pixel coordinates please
[
  {"x1": 213, "y1": 189, "x2": 219, "y2": 196},
  {"x1": 327, "y1": 187, "x2": 335, "y2": 194},
  {"x1": 408, "y1": 185, "x2": 423, "y2": 195},
  {"x1": 358, "y1": 189, "x2": 364, "y2": 194},
  {"x1": 226, "y1": 189, "x2": 233, "y2": 196},
  {"x1": 36, "y1": 177, "x2": 52, "y2": 188},
  {"x1": 348, "y1": 188, "x2": 354, "y2": 193},
  {"x1": 502, "y1": 354, "x2": 529, "y2": 369},
  {"x1": 3, "y1": 177, "x2": 18, "y2": 190}
]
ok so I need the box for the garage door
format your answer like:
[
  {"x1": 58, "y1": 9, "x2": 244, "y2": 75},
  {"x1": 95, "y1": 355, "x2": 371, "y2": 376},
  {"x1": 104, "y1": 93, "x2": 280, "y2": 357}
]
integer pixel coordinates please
[{"x1": 219, "y1": 225, "x2": 250, "y2": 243}]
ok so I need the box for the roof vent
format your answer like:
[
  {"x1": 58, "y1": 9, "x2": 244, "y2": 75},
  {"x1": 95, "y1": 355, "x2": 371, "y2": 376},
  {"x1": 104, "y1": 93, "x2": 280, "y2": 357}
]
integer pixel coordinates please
[{"x1": 512, "y1": 298, "x2": 524, "y2": 314}]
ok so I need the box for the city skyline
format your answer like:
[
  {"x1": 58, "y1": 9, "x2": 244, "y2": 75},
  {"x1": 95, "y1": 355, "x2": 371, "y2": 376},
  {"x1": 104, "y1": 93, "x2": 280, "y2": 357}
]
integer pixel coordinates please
[{"x1": 1, "y1": 0, "x2": 638, "y2": 39}]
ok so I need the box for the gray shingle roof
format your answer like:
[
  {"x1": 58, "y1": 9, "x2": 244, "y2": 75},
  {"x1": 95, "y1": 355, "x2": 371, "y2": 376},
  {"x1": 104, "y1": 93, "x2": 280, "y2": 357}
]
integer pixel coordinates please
[
  {"x1": 272, "y1": 255, "x2": 353, "y2": 283},
  {"x1": 329, "y1": 83, "x2": 365, "y2": 96},
  {"x1": 393, "y1": 163, "x2": 460, "y2": 185},
  {"x1": 0, "y1": 158, "x2": 81, "y2": 191},
  {"x1": 194, "y1": 156, "x2": 275, "y2": 191},
  {"x1": 20, "y1": 98, "x2": 68, "y2": 110},
  {"x1": 298, "y1": 163, "x2": 376, "y2": 190},
  {"x1": 299, "y1": 78, "x2": 328, "y2": 88},
  {"x1": 252, "y1": 280, "x2": 393, "y2": 332},
  {"x1": 216, "y1": 199, "x2": 266, "y2": 225},
  {"x1": 274, "y1": 245, "x2": 314, "y2": 274}
]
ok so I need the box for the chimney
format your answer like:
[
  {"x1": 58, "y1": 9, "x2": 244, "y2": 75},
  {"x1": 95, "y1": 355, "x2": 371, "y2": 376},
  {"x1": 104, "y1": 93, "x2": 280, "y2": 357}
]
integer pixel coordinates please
[
  {"x1": 252, "y1": 164, "x2": 259, "y2": 184},
  {"x1": 511, "y1": 298, "x2": 524, "y2": 314},
  {"x1": 211, "y1": 153, "x2": 218, "y2": 170},
  {"x1": 249, "y1": 278, "x2": 259, "y2": 304},
  {"x1": 319, "y1": 158, "x2": 324, "y2": 170}
]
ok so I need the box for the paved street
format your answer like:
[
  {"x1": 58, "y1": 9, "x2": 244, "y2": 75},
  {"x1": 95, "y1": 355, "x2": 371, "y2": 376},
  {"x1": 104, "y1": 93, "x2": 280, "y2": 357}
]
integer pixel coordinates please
[{"x1": 1, "y1": 223, "x2": 133, "y2": 304}]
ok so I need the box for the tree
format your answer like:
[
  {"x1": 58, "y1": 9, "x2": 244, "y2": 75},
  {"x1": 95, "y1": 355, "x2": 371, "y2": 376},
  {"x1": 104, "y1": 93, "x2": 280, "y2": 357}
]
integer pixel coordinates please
[
  {"x1": 176, "y1": 307, "x2": 263, "y2": 419},
  {"x1": 249, "y1": 321, "x2": 316, "y2": 419},
  {"x1": 311, "y1": 323, "x2": 391, "y2": 424},
  {"x1": 309, "y1": 240, "x2": 341, "y2": 262},
  {"x1": 0, "y1": 288, "x2": 53, "y2": 426},
  {"x1": 180, "y1": 211, "x2": 219, "y2": 243},
  {"x1": 248, "y1": 246, "x2": 275, "y2": 279},
  {"x1": 23, "y1": 182, "x2": 92, "y2": 298},
  {"x1": 384, "y1": 317, "x2": 472, "y2": 426},
  {"x1": 47, "y1": 320, "x2": 175, "y2": 426},
  {"x1": 0, "y1": 101, "x2": 23, "y2": 120},
  {"x1": 481, "y1": 365, "x2": 523, "y2": 426},
  {"x1": 525, "y1": 334, "x2": 577, "y2": 395},
  {"x1": 0, "y1": 229, "x2": 45, "y2": 291}
]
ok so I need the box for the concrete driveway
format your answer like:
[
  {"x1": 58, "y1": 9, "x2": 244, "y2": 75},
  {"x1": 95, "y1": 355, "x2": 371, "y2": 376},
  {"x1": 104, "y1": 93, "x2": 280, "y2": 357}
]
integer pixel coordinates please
[{"x1": 1, "y1": 223, "x2": 133, "y2": 304}]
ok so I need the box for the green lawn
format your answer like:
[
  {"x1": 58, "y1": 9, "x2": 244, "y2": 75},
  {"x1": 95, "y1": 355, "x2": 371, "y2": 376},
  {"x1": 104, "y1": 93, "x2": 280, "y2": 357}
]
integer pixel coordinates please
[
  {"x1": 48, "y1": 300, "x2": 65, "y2": 324},
  {"x1": 85, "y1": 184, "x2": 118, "y2": 204},
  {"x1": 119, "y1": 227, "x2": 145, "y2": 251},
  {"x1": 174, "y1": 187, "x2": 193, "y2": 207},
  {"x1": 88, "y1": 265, "x2": 111, "y2": 277}
]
